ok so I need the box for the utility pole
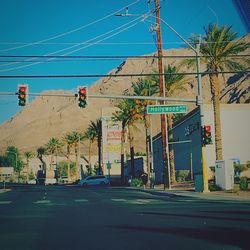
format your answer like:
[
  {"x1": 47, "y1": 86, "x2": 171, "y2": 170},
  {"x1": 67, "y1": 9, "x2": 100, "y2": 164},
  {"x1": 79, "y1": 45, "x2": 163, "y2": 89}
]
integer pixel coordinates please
[{"x1": 155, "y1": 0, "x2": 170, "y2": 189}]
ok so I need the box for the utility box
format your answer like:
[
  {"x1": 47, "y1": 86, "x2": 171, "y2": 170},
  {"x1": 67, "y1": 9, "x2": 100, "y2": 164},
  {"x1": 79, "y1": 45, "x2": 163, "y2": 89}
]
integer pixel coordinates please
[
  {"x1": 215, "y1": 159, "x2": 234, "y2": 190},
  {"x1": 194, "y1": 174, "x2": 203, "y2": 192}
]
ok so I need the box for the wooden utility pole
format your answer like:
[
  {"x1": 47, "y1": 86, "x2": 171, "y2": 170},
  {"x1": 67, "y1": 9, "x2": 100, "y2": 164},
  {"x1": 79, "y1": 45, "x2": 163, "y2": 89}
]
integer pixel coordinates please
[{"x1": 155, "y1": 0, "x2": 170, "y2": 189}]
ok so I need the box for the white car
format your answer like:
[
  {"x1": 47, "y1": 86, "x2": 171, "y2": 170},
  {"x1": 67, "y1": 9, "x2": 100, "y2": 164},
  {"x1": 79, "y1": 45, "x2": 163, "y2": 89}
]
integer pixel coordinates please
[{"x1": 79, "y1": 175, "x2": 110, "y2": 187}]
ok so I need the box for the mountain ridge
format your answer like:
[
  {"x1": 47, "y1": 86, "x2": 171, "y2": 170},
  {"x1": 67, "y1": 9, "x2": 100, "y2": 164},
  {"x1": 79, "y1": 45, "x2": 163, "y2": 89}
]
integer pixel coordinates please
[{"x1": 0, "y1": 36, "x2": 249, "y2": 154}]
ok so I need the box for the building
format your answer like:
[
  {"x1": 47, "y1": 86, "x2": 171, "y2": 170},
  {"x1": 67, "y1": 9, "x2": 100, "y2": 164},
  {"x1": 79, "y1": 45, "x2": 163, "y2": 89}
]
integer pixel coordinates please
[{"x1": 152, "y1": 104, "x2": 250, "y2": 188}]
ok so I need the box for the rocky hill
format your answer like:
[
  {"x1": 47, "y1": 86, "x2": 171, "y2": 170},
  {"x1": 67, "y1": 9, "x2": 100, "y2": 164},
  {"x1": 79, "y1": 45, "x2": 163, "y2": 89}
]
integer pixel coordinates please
[{"x1": 0, "y1": 35, "x2": 249, "y2": 154}]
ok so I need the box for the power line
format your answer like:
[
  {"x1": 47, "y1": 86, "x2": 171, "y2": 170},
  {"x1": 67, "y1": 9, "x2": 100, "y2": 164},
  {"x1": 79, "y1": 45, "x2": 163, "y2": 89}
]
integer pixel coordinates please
[
  {"x1": 0, "y1": 71, "x2": 249, "y2": 79},
  {"x1": 0, "y1": 15, "x2": 145, "y2": 72},
  {"x1": 0, "y1": 0, "x2": 141, "y2": 53},
  {"x1": 0, "y1": 41, "x2": 247, "y2": 45},
  {"x1": 0, "y1": 54, "x2": 249, "y2": 59}
]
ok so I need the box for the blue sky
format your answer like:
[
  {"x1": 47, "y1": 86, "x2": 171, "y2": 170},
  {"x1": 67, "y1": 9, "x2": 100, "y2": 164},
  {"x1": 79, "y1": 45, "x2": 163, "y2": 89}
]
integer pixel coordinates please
[{"x1": 0, "y1": 0, "x2": 248, "y2": 124}]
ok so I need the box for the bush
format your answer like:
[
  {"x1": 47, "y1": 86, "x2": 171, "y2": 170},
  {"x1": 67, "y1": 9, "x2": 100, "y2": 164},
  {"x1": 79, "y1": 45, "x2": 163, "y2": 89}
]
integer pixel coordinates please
[
  {"x1": 209, "y1": 183, "x2": 222, "y2": 191},
  {"x1": 176, "y1": 170, "x2": 190, "y2": 182},
  {"x1": 209, "y1": 166, "x2": 215, "y2": 172},
  {"x1": 239, "y1": 177, "x2": 248, "y2": 190},
  {"x1": 234, "y1": 164, "x2": 248, "y2": 174},
  {"x1": 130, "y1": 178, "x2": 143, "y2": 187}
]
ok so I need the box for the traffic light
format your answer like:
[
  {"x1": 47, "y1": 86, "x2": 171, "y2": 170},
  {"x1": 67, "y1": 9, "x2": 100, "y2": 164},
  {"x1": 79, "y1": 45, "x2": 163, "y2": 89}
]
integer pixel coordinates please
[
  {"x1": 202, "y1": 125, "x2": 212, "y2": 145},
  {"x1": 18, "y1": 84, "x2": 28, "y2": 106},
  {"x1": 78, "y1": 86, "x2": 88, "y2": 108}
]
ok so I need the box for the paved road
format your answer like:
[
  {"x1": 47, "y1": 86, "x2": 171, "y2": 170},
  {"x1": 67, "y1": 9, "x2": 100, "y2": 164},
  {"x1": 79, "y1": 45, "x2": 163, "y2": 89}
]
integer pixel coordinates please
[{"x1": 0, "y1": 185, "x2": 250, "y2": 250}]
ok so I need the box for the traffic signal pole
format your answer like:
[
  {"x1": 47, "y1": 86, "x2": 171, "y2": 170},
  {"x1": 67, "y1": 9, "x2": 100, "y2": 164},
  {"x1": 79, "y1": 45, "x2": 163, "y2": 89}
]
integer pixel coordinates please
[{"x1": 155, "y1": 0, "x2": 170, "y2": 190}]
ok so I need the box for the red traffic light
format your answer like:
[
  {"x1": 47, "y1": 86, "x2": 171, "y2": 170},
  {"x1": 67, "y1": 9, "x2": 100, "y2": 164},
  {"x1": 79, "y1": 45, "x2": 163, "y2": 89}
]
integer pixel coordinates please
[
  {"x1": 204, "y1": 125, "x2": 211, "y2": 133},
  {"x1": 79, "y1": 88, "x2": 86, "y2": 95},
  {"x1": 19, "y1": 86, "x2": 26, "y2": 92}
]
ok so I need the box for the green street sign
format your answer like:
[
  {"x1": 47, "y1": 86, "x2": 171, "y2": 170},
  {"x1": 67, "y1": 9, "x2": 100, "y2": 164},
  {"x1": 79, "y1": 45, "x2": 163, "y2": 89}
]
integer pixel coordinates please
[{"x1": 147, "y1": 104, "x2": 188, "y2": 114}]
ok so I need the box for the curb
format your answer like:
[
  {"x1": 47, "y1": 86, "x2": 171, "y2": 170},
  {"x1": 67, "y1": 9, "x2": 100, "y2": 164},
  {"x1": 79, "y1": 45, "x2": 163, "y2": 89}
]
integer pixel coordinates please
[{"x1": 121, "y1": 187, "x2": 250, "y2": 201}]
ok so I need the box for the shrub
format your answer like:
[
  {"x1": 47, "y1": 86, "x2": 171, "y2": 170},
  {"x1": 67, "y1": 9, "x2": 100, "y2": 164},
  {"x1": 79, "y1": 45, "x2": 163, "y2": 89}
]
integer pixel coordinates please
[
  {"x1": 176, "y1": 170, "x2": 190, "y2": 182},
  {"x1": 239, "y1": 177, "x2": 248, "y2": 190},
  {"x1": 209, "y1": 166, "x2": 215, "y2": 172},
  {"x1": 130, "y1": 178, "x2": 143, "y2": 187},
  {"x1": 209, "y1": 183, "x2": 222, "y2": 191},
  {"x1": 234, "y1": 164, "x2": 248, "y2": 174}
]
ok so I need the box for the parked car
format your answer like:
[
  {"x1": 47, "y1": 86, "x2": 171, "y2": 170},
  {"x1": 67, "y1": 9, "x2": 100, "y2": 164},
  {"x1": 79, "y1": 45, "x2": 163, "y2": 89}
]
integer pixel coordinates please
[{"x1": 79, "y1": 175, "x2": 110, "y2": 187}]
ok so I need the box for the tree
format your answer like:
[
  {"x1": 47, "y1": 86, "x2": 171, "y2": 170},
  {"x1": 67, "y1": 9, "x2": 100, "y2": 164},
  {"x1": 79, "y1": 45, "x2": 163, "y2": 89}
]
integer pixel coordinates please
[
  {"x1": 88, "y1": 119, "x2": 103, "y2": 174},
  {"x1": 68, "y1": 131, "x2": 84, "y2": 180},
  {"x1": 84, "y1": 126, "x2": 97, "y2": 173},
  {"x1": 188, "y1": 23, "x2": 249, "y2": 160},
  {"x1": 132, "y1": 78, "x2": 158, "y2": 179},
  {"x1": 24, "y1": 151, "x2": 34, "y2": 181},
  {"x1": 113, "y1": 95, "x2": 138, "y2": 183},
  {"x1": 37, "y1": 146, "x2": 46, "y2": 172},
  {"x1": 45, "y1": 137, "x2": 63, "y2": 170},
  {"x1": 63, "y1": 133, "x2": 74, "y2": 181},
  {"x1": 5, "y1": 146, "x2": 24, "y2": 181},
  {"x1": 150, "y1": 65, "x2": 189, "y2": 184}
]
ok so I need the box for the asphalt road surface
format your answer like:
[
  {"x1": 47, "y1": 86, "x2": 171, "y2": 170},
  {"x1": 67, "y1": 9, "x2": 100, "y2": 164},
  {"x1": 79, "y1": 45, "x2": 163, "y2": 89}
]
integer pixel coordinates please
[{"x1": 0, "y1": 185, "x2": 250, "y2": 250}]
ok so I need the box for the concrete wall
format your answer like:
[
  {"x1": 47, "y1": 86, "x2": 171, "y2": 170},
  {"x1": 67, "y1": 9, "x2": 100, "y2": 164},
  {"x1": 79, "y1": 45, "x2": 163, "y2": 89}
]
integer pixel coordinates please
[{"x1": 203, "y1": 104, "x2": 250, "y2": 167}]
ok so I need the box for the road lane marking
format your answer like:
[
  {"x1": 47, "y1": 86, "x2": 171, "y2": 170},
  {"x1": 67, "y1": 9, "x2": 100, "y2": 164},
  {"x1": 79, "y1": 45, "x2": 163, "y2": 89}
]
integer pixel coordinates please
[
  {"x1": 33, "y1": 200, "x2": 51, "y2": 204},
  {"x1": 0, "y1": 201, "x2": 12, "y2": 204},
  {"x1": 111, "y1": 198, "x2": 127, "y2": 202},
  {"x1": 74, "y1": 199, "x2": 89, "y2": 202}
]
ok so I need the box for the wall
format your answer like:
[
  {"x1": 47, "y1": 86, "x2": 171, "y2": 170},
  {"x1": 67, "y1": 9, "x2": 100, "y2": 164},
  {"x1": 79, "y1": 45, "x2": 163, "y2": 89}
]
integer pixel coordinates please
[{"x1": 203, "y1": 104, "x2": 250, "y2": 167}]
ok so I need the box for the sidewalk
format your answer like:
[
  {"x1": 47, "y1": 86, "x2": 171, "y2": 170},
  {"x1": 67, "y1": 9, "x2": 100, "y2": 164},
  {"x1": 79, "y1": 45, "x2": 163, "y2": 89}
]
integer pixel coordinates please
[
  {"x1": 0, "y1": 189, "x2": 11, "y2": 194},
  {"x1": 134, "y1": 183, "x2": 250, "y2": 201}
]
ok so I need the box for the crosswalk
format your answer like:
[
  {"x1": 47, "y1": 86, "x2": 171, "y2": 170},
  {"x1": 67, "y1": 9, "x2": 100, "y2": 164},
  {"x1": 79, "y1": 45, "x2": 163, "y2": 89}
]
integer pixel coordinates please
[{"x1": 0, "y1": 198, "x2": 164, "y2": 205}]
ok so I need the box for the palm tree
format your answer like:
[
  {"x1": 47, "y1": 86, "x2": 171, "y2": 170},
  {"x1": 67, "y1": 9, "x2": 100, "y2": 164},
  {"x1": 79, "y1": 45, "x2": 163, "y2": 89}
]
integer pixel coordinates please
[
  {"x1": 63, "y1": 133, "x2": 74, "y2": 181},
  {"x1": 113, "y1": 95, "x2": 138, "y2": 183},
  {"x1": 150, "y1": 65, "x2": 189, "y2": 184},
  {"x1": 88, "y1": 119, "x2": 102, "y2": 174},
  {"x1": 132, "y1": 78, "x2": 158, "y2": 178},
  {"x1": 24, "y1": 151, "x2": 34, "y2": 181},
  {"x1": 188, "y1": 23, "x2": 249, "y2": 160},
  {"x1": 69, "y1": 131, "x2": 84, "y2": 180},
  {"x1": 84, "y1": 126, "x2": 97, "y2": 173},
  {"x1": 45, "y1": 137, "x2": 63, "y2": 170},
  {"x1": 37, "y1": 147, "x2": 46, "y2": 172}
]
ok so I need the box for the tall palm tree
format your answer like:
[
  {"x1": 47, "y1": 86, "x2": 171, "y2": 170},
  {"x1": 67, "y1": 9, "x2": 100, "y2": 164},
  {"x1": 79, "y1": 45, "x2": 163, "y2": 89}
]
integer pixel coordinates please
[
  {"x1": 88, "y1": 119, "x2": 102, "y2": 174},
  {"x1": 188, "y1": 23, "x2": 249, "y2": 160},
  {"x1": 63, "y1": 133, "x2": 74, "y2": 181},
  {"x1": 113, "y1": 95, "x2": 137, "y2": 183},
  {"x1": 84, "y1": 126, "x2": 97, "y2": 173},
  {"x1": 69, "y1": 131, "x2": 84, "y2": 180},
  {"x1": 150, "y1": 65, "x2": 189, "y2": 184},
  {"x1": 45, "y1": 137, "x2": 63, "y2": 170},
  {"x1": 24, "y1": 151, "x2": 34, "y2": 181},
  {"x1": 132, "y1": 78, "x2": 158, "y2": 178}
]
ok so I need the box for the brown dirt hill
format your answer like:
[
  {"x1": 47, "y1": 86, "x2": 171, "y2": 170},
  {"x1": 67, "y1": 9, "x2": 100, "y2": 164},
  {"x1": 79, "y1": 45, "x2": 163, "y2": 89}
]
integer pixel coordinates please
[{"x1": 0, "y1": 36, "x2": 249, "y2": 154}]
